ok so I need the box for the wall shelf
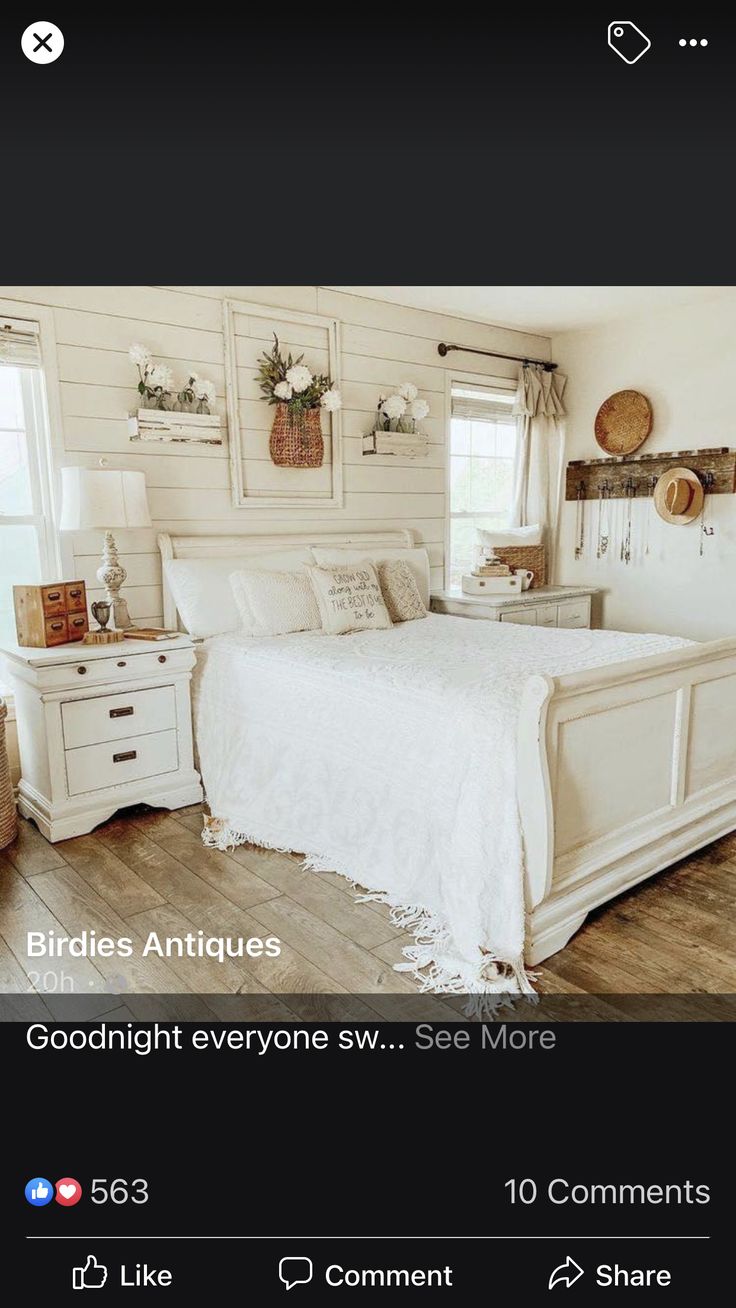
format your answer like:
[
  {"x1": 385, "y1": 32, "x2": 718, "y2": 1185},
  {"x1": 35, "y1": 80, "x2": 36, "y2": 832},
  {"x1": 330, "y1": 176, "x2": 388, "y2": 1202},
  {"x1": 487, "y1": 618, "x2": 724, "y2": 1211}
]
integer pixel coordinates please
[
  {"x1": 565, "y1": 448, "x2": 736, "y2": 500},
  {"x1": 129, "y1": 408, "x2": 223, "y2": 445}
]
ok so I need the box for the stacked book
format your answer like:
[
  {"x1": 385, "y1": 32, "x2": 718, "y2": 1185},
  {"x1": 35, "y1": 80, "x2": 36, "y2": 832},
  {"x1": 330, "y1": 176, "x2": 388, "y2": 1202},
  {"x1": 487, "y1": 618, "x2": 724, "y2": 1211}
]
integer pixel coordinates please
[{"x1": 472, "y1": 561, "x2": 512, "y2": 577}]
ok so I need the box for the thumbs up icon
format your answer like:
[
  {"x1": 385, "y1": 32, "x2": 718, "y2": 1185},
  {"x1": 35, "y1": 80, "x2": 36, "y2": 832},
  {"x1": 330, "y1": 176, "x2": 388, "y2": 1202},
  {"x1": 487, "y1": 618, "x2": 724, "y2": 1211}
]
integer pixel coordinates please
[
  {"x1": 72, "y1": 1255, "x2": 108, "y2": 1290},
  {"x1": 25, "y1": 1177, "x2": 54, "y2": 1207}
]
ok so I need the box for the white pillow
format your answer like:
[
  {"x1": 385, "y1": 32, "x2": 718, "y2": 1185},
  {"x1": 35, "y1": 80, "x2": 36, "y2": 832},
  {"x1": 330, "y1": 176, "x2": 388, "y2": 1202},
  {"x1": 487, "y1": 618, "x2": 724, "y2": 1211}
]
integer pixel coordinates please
[
  {"x1": 306, "y1": 561, "x2": 392, "y2": 635},
  {"x1": 311, "y1": 546, "x2": 430, "y2": 608},
  {"x1": 164, "y1": 548, "x2": 315, "y2": 639},
  {"x1": 477, "y1": 525, "x2": 542, "y2": 549},
  {"x1": 229, "y1": 569, "x2": 321, "y2": 637}
]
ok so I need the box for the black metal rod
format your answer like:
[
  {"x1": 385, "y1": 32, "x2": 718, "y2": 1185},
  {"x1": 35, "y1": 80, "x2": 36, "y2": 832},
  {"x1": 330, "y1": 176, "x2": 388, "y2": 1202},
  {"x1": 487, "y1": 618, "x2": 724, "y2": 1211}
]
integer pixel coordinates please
[{"x1": 437, "y1": 341, "x2": 557, "y2": 371}]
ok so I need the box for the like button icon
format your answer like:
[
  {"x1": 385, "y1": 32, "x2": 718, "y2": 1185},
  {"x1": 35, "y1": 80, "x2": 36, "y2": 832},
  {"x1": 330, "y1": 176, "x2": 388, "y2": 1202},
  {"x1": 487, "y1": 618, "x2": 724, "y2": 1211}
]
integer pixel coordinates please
[{"x1": 25, "y1": 1177, "x2": 54, "y2": 1207}]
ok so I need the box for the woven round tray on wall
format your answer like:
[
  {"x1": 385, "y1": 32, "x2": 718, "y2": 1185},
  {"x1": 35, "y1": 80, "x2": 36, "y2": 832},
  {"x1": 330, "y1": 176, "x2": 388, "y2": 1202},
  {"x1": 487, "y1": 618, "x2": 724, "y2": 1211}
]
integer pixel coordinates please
[
  {"x1": 0, "y1": 699, "x2": 18, "y2": 850},
  {"x1": 594, "y1": 390, "x2": 652, "y2": 455}
]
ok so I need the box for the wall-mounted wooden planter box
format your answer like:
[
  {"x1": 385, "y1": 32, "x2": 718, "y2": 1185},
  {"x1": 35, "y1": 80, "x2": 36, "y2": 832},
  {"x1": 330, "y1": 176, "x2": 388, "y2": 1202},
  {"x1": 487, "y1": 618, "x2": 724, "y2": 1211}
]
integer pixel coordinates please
[
  {"x1": 566, "y1": 447, "x2": 736, "y2": 500},
  {"x1": 363, "y1": 430, "x2": 429, "y2": 459},
  {"x1": 128, "y1": 409, "x2": 224, "y2": 445}
]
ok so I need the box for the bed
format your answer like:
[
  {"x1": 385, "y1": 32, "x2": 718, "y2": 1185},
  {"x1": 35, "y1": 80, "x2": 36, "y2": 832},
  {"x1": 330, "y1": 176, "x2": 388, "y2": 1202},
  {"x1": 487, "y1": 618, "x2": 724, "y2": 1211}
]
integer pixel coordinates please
[{"x1": 159, "y1": 529, "x2": 736, "y2": 994}]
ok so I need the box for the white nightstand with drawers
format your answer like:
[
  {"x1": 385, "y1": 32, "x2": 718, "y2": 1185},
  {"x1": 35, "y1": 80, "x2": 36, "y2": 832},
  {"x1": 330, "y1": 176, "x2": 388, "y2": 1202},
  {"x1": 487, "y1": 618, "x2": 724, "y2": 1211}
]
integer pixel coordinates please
[
  {"x1": 1, "y1": 635, "x2": 202, "y2": 842},
  {"x1": 431, "y1": 585, "x2": 599, "y2": 629}
]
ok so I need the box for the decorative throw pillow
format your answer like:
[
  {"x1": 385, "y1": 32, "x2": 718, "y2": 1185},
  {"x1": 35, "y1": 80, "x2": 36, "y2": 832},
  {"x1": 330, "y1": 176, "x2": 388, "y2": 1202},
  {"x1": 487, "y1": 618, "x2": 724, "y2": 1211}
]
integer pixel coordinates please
[
  {"x1": 477, "y1": 524, "x2": 542, "y2": 549},
  {"x1": 311, "y1": 545, "x2": 431, "y2": 608},
  {"x1": 229, "y1": 569, "x2": 321, "y2": 637},
  {"x1": 376, "y1": 560, "x2": 427, "y2": 623},
  {"x1": 306, "y1": 561, "x2": 392, "y2": 635}
]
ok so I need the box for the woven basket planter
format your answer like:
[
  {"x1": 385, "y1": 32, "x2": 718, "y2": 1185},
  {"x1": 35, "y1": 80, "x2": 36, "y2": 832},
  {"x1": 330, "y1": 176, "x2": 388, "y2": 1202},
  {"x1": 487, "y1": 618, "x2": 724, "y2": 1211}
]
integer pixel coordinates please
[
  {"x1": 493, "y1": 543, "x2": 547, "y2": 588},
  {"x1": 0, "y1": 699, "x2": 18, "y2": 850},
  {"x1": 269, "y1": 403, "x2": 324, "y2": 468}
]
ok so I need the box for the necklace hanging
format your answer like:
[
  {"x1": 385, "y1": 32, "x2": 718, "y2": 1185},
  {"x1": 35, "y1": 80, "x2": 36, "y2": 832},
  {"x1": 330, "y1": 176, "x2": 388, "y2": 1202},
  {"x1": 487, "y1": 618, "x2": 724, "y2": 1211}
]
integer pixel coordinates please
[
  {"x1": 621, "y1": 476, "x2": 635, "y2": 565},
  {"x1": 643, "y1": 474, "x2": 657, "y2": 556},
  {"x1": 700, "y1": 471, "x2": 715, "y2": 556},
  {"x1": 596, "y1": 479, "x2": 610, "y2": 558},
  {"x1": 575, "y1": 480, "x2": 586, "y2": 559}
]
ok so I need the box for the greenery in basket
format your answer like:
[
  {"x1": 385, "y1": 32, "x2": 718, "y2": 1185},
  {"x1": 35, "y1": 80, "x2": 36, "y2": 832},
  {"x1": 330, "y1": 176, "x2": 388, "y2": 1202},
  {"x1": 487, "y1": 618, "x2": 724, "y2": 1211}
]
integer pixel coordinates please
[{"x1": 257, "y1": 334, "x2": 341, "y2": 416}]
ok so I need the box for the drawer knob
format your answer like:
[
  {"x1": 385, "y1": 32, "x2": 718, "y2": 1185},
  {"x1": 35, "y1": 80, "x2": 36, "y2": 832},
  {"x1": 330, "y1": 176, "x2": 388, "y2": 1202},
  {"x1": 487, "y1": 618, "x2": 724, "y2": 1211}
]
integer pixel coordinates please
[
  {"x1": 109, "y1": 706, "x2": 134, "y2": 719},
  {"x1": 113, "y1": 749, "x2": 137, "y2": 763},
  {"x1": 116, "y1": 660, "x2": 127, "y2": 668},
  {"x1": 47, "y1": 591, "x2": 61, "y2": 602},
  {"x1": 158, "y1": 654, "x2": 167, "y2": 664},
  {"x1": 77, "y1": 665, "x2": 87, "y2": 675}
]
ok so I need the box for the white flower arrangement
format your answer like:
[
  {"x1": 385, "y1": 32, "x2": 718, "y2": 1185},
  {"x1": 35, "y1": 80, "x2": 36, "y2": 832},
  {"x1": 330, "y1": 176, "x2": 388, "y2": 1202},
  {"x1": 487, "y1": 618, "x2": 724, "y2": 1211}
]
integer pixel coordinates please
[
  {"x1": 256, "y1": 335, "x2": 340, "y2": 419},
  {"x1": 374, "y1": 383, "x2": 429, "y2": 433},
  {"x1": 130, "y1": 344, "x2": 217, "y2": 414}
]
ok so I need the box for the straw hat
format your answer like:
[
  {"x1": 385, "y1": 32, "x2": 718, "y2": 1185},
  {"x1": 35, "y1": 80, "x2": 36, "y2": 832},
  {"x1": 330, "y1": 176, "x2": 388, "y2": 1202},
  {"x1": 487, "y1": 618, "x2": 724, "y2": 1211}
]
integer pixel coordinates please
[{"x1": 653, "y1": 467, "x2": 704, "y2": 524}]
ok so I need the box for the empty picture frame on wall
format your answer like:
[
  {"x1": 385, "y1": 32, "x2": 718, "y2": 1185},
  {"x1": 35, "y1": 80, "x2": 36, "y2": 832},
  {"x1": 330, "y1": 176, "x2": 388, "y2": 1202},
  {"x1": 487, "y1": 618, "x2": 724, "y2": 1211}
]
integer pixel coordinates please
[{"x1": 223, "y1": 299, "x2": 344, "y2": 509}]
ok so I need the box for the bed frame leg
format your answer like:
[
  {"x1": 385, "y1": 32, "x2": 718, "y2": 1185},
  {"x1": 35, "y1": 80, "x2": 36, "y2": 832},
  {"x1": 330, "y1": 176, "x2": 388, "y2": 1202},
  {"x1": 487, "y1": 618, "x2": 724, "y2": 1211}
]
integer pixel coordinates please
[{"x1": 527, "y1": 911, "x2": 588, "y2": 966}]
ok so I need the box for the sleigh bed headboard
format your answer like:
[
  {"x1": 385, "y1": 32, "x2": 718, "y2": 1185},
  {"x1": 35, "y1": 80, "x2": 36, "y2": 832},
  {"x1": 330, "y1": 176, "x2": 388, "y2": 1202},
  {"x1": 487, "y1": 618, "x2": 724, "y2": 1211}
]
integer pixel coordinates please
[{"x1": 157, "y1": 528, "x2": 417, "y2": 632}]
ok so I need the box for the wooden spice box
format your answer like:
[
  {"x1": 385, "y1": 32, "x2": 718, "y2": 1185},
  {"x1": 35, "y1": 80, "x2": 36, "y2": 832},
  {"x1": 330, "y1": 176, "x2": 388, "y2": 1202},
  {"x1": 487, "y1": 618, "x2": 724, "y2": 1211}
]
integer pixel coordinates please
[{"x1": 13, "y1": 582, "x2": 89, "y2": 647}]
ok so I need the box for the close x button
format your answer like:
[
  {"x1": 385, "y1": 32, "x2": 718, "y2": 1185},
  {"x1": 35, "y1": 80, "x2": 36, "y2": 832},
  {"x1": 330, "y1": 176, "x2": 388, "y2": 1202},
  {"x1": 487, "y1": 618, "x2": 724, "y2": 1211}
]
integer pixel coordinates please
[{"x1": 21, "y1": 21, "x2": 65, "y2": 64}]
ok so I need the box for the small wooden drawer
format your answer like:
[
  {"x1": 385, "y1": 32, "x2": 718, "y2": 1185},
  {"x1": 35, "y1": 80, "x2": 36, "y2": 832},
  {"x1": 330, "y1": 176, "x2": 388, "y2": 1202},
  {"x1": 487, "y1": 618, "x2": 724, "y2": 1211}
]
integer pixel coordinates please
[
  {"x1": 65, "y1": 729, "x2": 179, "y2": 796},
  {"x1": 42, "y1": 586, "x2": 67, "y2": 616},
  {"x1": 67, "y1": 614, "x2": 89, "y2": 642},
  {"x1": 558, "y1": 599, "x2": 591, "y2": 629},
  {"x1": 61, "y1": 685, "x2": 176, "y2": 750},
  {"x1": 14, "y1": 580, "x2": 88, "y2": 647},
  {"x1": 65, "y1": 584, "x2": 87, "y2": 613},
  {"x1": 44, "y1": 615, "x2": 69, "y2": 645}
]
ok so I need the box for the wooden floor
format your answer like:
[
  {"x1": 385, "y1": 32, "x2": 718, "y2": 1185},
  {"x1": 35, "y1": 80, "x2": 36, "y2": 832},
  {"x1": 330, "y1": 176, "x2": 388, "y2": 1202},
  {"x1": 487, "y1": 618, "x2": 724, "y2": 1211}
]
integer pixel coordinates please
[{"x1": 1, "y1": 803, "x2": 734, "y2": 1020}]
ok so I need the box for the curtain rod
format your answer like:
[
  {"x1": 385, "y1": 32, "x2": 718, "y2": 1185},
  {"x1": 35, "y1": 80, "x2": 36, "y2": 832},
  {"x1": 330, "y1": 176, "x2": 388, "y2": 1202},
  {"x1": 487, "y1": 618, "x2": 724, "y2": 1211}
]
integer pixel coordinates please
[{"x1": 437, "y1": 342, "x2": 558, "y2": 371}]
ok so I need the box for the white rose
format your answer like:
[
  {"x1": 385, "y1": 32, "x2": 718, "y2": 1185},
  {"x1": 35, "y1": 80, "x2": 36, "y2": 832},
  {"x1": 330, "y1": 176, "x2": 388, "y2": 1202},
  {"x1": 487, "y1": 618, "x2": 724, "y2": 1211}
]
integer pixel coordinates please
[
  {"x1": 409, "y1": 398, "x2": 429, "y2": 421},
  {"x1": 274, "y1": 380, "x2": 293, "y2": 400},
  {"x1": 320, "y1": 387, "x2": 342, "y2": 412},
  {"x1": 381, "y1": 394, "x2": 407, "y2": 420},
  {"x1": 285, "y1": 364, "x2": 313, "y2": 394},
  {"x1": 398, "y1": 382, "x2": 418, "y2": 402},
  {"x1": 147, "y1": 364, "x2": 173, "y2": 391},
  {"x1": 129, "y1": 342, "x2": 151, "y2": 370}
]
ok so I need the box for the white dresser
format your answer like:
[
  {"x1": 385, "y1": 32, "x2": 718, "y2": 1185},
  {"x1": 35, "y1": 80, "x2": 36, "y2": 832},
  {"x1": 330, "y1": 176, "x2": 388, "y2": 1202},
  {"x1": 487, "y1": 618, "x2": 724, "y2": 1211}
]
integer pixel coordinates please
[
  {"x1": 431, "y1": 585, "x2": 598, "y2": 629},
  {"x1": 1, "y1": 635, "x2": 202, "y2": 842}
]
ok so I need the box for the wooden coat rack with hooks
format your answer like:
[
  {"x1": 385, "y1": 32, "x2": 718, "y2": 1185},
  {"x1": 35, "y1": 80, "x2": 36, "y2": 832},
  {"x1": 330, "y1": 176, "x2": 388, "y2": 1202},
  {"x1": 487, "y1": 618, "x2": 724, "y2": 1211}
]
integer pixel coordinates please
[{"x1": 565, "y1": 448, "x2": 736, "y2": 501}]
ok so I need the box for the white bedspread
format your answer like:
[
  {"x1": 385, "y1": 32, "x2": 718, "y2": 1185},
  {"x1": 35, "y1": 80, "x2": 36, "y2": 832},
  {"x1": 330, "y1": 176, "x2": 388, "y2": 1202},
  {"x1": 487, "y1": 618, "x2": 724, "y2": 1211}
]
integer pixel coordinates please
[{"x1": 193, "y1": 614, "x2": 689, "y2": 995}]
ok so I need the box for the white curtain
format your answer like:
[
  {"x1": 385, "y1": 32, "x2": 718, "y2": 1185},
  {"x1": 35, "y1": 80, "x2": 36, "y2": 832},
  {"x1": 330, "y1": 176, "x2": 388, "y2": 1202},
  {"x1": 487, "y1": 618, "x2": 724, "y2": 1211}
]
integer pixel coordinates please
[{"x1": 510, "y1": 365, "x2": 567, "y2": 571}]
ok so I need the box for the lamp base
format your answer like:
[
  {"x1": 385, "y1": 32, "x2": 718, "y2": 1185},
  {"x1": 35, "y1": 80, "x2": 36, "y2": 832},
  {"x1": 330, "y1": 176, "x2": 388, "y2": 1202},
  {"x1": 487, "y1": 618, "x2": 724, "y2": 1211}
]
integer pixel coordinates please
[{"x1": 96, "y1": 530, "x2": 134, "y2": 630}]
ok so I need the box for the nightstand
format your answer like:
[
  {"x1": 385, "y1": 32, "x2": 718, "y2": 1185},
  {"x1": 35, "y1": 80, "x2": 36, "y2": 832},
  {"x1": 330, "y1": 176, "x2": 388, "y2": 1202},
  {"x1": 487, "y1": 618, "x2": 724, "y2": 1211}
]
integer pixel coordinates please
[
  {"x1": 1, "y1": 635, "x2": 202, "y2": 842},
  {"x1": 431, "y1": 585, "x2": 599, "y2": 629}
]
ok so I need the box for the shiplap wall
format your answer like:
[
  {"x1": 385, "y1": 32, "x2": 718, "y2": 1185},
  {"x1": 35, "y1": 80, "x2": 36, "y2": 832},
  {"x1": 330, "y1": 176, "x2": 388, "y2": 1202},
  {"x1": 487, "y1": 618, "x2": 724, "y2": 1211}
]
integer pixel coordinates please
[{"x1": 2, "y1": 285, "x2": 550, "y2": 625}]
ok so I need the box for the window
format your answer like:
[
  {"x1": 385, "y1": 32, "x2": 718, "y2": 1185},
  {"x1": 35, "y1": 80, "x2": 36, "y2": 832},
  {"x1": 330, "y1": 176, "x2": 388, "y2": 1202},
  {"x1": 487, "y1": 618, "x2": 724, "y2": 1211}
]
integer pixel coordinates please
[
  {"x1": 448, "y1": 381, "x2": 517, "y2": 588},
  {"x1": 0, "y1": 316, "x2": 59, "y2": 646}
]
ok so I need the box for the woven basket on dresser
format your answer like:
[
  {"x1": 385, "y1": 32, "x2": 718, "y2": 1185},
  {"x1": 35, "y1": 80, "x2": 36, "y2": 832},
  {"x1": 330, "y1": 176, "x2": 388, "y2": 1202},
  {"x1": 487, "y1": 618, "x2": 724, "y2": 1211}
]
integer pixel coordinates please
[
  {"x1": 492, "y1": 543, "x2": 547, "y2": 588},
  {"x1": 0, "y1": 699, "x2": 18, "y2": 850}
]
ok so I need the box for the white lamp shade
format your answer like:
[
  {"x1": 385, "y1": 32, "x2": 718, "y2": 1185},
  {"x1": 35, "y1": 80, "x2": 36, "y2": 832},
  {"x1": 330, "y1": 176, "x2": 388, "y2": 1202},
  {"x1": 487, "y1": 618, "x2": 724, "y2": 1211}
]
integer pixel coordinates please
[{"x1": 59, "y1": 467, "x2": 152, "y2": 531}]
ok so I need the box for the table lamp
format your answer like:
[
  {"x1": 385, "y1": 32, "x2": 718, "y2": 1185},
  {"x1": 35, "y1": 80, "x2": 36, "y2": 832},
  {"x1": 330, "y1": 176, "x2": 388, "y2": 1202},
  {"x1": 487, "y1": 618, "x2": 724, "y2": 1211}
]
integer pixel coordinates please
[{"x1": 59, "y1": 467, "x2": 152, "y2": 630}]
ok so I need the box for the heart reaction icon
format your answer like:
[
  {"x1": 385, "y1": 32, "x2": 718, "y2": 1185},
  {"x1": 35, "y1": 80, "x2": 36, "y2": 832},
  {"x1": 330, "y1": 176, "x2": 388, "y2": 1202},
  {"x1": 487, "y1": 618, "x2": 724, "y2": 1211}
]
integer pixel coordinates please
[{"x1": 55, "y1": 1177, "x2": 83, "y2": 1207}]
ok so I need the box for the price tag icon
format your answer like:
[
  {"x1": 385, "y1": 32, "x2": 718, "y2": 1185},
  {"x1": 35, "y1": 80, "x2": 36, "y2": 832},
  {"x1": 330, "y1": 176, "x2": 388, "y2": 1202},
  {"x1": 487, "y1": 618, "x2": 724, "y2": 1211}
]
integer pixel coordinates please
[{"x1": 608, "y1": 21, "x2": 651, "y2": 64}]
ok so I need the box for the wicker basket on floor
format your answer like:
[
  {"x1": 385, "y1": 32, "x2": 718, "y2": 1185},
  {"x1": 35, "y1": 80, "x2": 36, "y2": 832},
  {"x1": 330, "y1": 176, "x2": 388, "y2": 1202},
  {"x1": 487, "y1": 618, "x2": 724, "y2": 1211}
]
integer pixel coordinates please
[
  {"x1": 492, "y1": 543, "x2": 547, "y2": 588},
  {"x1": 0, "y1": 699, "x2": 18, "y2": 850}
]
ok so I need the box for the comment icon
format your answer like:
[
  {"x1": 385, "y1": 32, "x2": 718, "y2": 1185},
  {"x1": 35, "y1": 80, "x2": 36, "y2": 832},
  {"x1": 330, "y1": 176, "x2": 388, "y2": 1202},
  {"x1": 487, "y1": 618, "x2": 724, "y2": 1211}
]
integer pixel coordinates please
[{"x1": 279, "y1": 1256, "x2": 314, "y2": 1291}]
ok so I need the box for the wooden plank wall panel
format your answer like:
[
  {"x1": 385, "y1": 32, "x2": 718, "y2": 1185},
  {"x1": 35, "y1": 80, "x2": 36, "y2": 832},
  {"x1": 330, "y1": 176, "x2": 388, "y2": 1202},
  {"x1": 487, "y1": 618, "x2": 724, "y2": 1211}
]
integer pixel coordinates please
[{"x1": 2, "y1": 286, "x2": 550, "y2": 625}]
